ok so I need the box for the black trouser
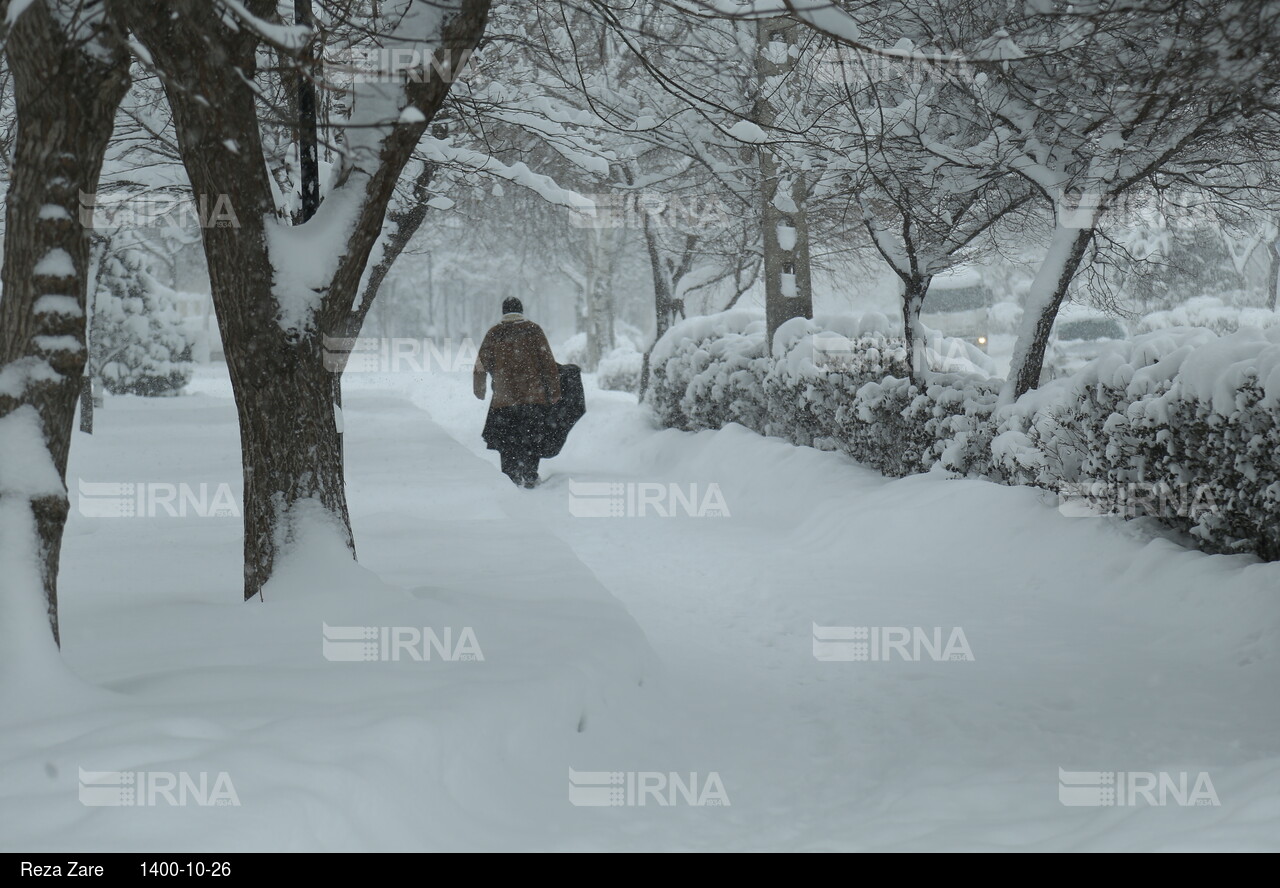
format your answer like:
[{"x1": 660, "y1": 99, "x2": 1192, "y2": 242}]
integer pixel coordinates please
[{"x1": 499, "y1": 450, "x2": 539, "y2": 487}]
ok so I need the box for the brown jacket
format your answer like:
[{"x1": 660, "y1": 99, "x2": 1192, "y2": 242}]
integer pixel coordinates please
[{"x1": 474, "y1": 316, "x2": 562, "y2": 408}]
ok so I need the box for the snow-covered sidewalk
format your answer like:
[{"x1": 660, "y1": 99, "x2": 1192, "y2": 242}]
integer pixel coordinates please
[
  {"x1": 2, "y1": 366, "x2": 1278, "y2": 851},
  {"x1": 416, "y1": 369, "x2": 1280, "y2": 851}
]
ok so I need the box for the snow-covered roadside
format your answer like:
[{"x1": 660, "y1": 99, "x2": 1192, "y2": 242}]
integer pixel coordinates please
[{"x1": 2, "y1": 364, "x2": 1278, "y2": 851}]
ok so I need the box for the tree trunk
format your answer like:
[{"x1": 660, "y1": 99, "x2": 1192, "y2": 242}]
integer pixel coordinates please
[
  {"x1": 118, "y1": 0, "x2": 491, "y2": 600},
  {"x1": 122, "y1": 0, "x2": 353, "y2": 601},
  {"x1": 582, "y1": 228, "x2": 620, "y2": 370},
  {"x1": 1008, "y1": 225, "x2": 1096, "y2": 398},
  {"x1": 231, "y1": 341, "x2": 351, "y2": 598},
  {"x1": 294, "y1": 0, "x2": 320, "y2": 223},
  {"x1": 215, "y1": 263, "x2": 356, "y2": 602},
  {"x1": 1268, "y1": 238, "x2": 1279, "y2": 312},
  {"x1": 0, "y1": 3, "x2": 129, "y2": 643},
  {"x1": 78, "y1": 377, "x2": 94, "y2": 435},
  {"x1": 901, "y1": 274, "x2": 931, "y2": 385},
  {"x1": 755, "y1": 19, "x2": 813, "y2": 347},
  {"x1": 639, "y1": 219, "x2": 675, "y2": 398}
]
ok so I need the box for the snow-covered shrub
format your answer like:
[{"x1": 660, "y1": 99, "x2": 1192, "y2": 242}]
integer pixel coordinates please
[
  {"x1": 648, "y1": 311, "x2": 999, "y2": 476},
  {"x1": 1135, "y1": 296, "x2": 1280, "y2": 338},
  {"x1": 647, "y1": 310, "x2": 770, "y2": 432},
  {"x1": 597, "y1": 345, "x2": 644, "y2": 394},
  {"x1": 648, "y1": 310, "x2": 1280, "y2": 560},
  {"x1": 561, "y1": 325, "x2": 648, "y2": 381},
  {"x1": 90, "y1": 250, "x2": 195, "y2": 396},
  {"x1": 993, "y1": 326, "x2": 1280, "y2": 558},
  {"x1": 558, "y1": 332, "x2": 589, "y2": 366}
]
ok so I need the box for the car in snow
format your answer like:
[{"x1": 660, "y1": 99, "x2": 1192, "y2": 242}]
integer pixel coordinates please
[
  {"x1": 919, "y1": 267, "x2": 995, "y2": 352},
  {"x1": 1043, "y1": 304, "x2": 1129, "y2": 380}
]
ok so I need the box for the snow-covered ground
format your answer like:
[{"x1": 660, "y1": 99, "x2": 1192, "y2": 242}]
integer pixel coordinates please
[{"x1": 3, "y1": 364, "x2": 1279, "y2": 851}]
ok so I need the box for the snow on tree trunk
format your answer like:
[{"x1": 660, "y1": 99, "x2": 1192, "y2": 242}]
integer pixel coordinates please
[
  {"x1": 1268, "y1": 240, "x2": 1280, "y2": 313},
  {"x1": 119, "y1": 0, "x2": 491, "y2": 601},
  {"x1": 755, "y1": 19, "x2": 813, "y2": 346},
  {"x1": 0, "y1": 1, "x2": 129, "y2": 644},
  {"x1": 1007, "y1": 223, "x2": 1096, "y2": 399},
  {"x1": 582, "y1": 226, "x2": 622, "y2": 371},
  {"x1": 233, "y1": 341, "x2": 352, "y2": 600},
  {"x1": 901, "y1": 275, "x2": 931, "y2": 386}
]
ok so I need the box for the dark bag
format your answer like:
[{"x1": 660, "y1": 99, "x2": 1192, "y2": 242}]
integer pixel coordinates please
[
  {"x1": 540, "y1": 364, "x2": 585, "y2": 458},
  {"x1": 481, "y1": 403, "x2": 547, "y2": 454}
]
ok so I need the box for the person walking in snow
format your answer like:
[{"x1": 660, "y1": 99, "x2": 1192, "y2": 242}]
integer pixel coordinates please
[{"x1": 474, "y1": 298, "x2": 562, "y2": 488}]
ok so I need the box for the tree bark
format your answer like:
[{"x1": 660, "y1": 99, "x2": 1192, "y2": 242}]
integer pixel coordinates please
[
  {"x1": 78, "y1": 377, "x2": 94, "y2": 435},
  {"x1": 294, "y1": 0, "x2": 320, "y2": 223},
  {"x1": 1009, "y1": 225, "x2": 1096, "y2": 398},
  {"x1": 755, "y1": 19, "x2": 813, "y2": 347},
  {"x1": 901, "y1": 274, "x2": 931, "y2": 386},
  {"x1": 0, "y1": 2, "x2": 130, "y2": 643},
  {"x1": 117, "y1": 0, "x2": 491, "y2": 600},
  {"x1": 1268, "y1": 238, "x2": 1279, "y2": 312},
  {"x1": 582, "y1": 227, "x2": 621, "y2": 370}
]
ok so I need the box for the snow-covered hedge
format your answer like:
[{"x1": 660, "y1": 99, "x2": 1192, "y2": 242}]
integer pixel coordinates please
[
  {"x1": 647, "y1": 311, "x2": 1280, "y2": 560},
  {"x1": 1135, "y1": 296, "x2": 1280, "y2": 337}
]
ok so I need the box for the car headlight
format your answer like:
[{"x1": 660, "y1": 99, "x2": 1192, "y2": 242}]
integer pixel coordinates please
[{"x1": 977, "y1": 336, "x2": 987, "y2": 345}]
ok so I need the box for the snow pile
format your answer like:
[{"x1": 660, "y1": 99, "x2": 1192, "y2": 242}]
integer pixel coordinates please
[{"x1": 649, "y1": 311, "x2": 1280, "y2": 559}]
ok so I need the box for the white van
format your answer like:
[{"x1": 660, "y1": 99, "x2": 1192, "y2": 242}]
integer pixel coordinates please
[{"x1": 919, "y1": 267, "x2": 993, "y2": 352}]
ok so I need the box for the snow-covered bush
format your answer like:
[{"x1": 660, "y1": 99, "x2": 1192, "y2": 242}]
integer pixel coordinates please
[
  {"x1": 647, "y1": 310, "x2": 770, "y2": 432},
  {"x1": 648, "y1": 311, "x2": 1000, "y2": 476},
  {"x1": 1135, "y1": 296, "x2": 1280, "y2": 337},
  {"x1": 563, "y1": 323, "x2": 650, "y2": 387},
  {"x1": 596, "y1": 345, "x2": 644, "y2": 394},
  {"x1": 90, "y1": 250, "x2": 195, "y2": 396},
  {"x1": 993, "y1": 326, "x2": 1280, "y2": 558},
  {"x1": 648, "y1": 311, "x2": 1280, "y2": 560},
  {"x1": 558, "y1": 331, "x2": 589, "y2": 366}
]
